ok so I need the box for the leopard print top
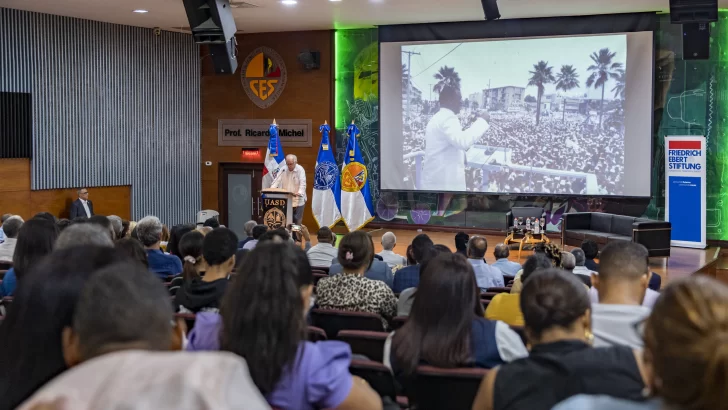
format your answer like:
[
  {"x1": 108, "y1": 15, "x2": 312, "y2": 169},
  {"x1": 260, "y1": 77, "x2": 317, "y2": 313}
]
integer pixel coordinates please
[{"x1": 316, "y1": 274, "x2": 398, "y2": 327}]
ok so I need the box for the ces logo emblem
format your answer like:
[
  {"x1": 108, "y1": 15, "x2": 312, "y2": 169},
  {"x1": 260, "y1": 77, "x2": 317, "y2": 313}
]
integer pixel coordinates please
[{"x1": 241, "y1": 47, "x2": 287, "y2": 109}]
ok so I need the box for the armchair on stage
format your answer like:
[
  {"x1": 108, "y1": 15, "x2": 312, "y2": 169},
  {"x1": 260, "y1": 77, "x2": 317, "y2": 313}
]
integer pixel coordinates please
[
  {"x1": 504, "y1": 207, "x2": 549, "y2": 261},
  {"x1": 260, "y1": 188, "x2": 295, "y2": 230}
]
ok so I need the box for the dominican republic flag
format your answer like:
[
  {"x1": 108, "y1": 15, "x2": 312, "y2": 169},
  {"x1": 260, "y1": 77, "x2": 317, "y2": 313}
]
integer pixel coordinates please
[
  {"x1": 262, "y1": 122, "x2": 285, "y2": 189},
  {"x1": 312, "y1": 123, "x2": 342, "y2": 228},
  {"x1": 340, "y1": 122, "x2": 374, "y2": 231}
]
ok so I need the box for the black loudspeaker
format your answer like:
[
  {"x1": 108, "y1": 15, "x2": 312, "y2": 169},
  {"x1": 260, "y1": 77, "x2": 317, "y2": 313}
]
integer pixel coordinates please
[
  {"x1": 670, "y1": 0, "x2": 717, "y2": 23},
  {"x1": 683, "y1": 23, "x2": 710, "y2": 60},
  {"x1": 297, "y1": 51, "x2": 321, "y2": 70},
  {"x1": 183, "y1": 0, "x2": 238, "y2": 74},
  {"x1": 481, "y1": 0, "x2": 500, "y2": 21}
]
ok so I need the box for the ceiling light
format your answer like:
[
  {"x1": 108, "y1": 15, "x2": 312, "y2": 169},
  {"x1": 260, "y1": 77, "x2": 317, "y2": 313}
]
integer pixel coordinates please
[
  {"x1": 133, "y1": 9, "x2": 148, "y2": 13},
  {"x1": 330, "y1": 0, "x2": 342, "y2": 2},
  {"x1": 281, "y1": 0, "x2": 297, "y2": 4}
]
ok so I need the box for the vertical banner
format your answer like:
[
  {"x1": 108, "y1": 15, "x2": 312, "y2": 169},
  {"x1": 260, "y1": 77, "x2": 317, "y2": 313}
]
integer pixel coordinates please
[{"x1": 665, "y1": 136, "x2": 707, "y2": 248}]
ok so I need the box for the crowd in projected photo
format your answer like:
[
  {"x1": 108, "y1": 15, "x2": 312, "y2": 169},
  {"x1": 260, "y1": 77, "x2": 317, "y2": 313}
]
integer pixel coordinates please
[{"x1": 399, "y1": 35, "x2": 628, "y2": 195}]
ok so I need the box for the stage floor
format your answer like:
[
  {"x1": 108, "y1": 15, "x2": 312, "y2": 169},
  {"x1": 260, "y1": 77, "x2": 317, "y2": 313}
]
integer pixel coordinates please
[{"x1": 356, "y1": 228, "x2": 720, "y2": 286}]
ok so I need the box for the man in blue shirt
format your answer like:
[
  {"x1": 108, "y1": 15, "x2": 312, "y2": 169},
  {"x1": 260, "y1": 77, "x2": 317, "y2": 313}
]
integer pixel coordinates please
[
  {"x1": 137, "y1": 215, "x2": 182, "y2": 279},
  {"x1": 467, "y1": 236, "x2": 504, "y2": 291},
  {"x1": 392, "y1": 233, "x2": 434, "y2": 293},
  {"x1": 491, "y1": 243, "x2": 522, "y2": 276}
]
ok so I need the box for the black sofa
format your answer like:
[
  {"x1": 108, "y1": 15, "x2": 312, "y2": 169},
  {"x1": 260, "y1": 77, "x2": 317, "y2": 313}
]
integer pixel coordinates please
[{"x1": 561, "y1": 212, "x2": 672, "y2": 257}]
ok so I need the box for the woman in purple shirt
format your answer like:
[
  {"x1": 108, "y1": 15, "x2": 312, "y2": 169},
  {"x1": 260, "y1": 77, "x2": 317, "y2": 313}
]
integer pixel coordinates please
[{"x1": 190, "y1": 242, "x2": 382, "y2": 410}]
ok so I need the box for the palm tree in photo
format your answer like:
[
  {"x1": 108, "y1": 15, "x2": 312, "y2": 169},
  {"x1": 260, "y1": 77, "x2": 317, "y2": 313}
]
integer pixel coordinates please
[
  {"x1": 433, "y1": 66, "x2": 461, "y2": 94},
  {"x1": 555, "y1": 65, "x2": 580, "y2": 122},
  {"x1": 612, "y1": 68, "x2": 626, "y2": 100},
  {"x1": 586, "y1": 48, "x2": 623, "y2": 129},
  {"x1": 527, "y1": 61, "x2": 555, "y2": 126}
]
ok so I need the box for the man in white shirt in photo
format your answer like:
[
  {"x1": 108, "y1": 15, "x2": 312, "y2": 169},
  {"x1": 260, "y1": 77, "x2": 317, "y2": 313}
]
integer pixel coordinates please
[
  {"x1": 272, "y1": 154, "x2": 307, "y2": 224},
  {"x1": 421, "y1": 83, "x2": 491, "y2": 191},
  {"x1": 377, "y1": 232, "x2": 407, "y2": 269}
]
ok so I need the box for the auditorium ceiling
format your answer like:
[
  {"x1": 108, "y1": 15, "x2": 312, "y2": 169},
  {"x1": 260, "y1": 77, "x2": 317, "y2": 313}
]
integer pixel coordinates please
[{"x1": 1, "y1": 0, "x2": 725, "y2": 33}]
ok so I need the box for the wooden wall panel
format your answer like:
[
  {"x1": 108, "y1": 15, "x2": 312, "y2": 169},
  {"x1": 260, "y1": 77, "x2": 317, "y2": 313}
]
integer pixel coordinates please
[
  {"x1": 0, "y1": 158, "x2": 30, "y2": 192},
  {"x1": 201, "y1": 30, "x2": 333, "y2": 229}
]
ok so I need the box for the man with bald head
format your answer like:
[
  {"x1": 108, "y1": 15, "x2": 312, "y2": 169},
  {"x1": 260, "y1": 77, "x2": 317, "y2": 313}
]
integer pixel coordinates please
[
  {"x1": 272, "y1": 154, "x2": 307, "y2": 224},
  {"x1": 491, "y1": 243, "x2": 521, "y2": 276},
  {"x1": 467, "y1": 236, "x2": 504, "y2": 290},
  {"x1": 377, "y1": 232, "x2": 407, "y2": 269}
]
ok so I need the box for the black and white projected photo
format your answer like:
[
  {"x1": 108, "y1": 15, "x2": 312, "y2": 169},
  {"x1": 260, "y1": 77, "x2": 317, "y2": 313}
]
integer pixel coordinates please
[{"x1": 380, "y1": 33, "x2": 654, "y2": 197}]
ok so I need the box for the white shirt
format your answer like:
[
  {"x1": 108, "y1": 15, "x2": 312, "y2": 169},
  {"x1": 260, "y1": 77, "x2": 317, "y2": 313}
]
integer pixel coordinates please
[
  {"x1": 307, "y1": 243, "x2": 339, "y2": 268},
  {"x1": 80, "y1": 198, "x2": 91, "y2": 218},
  {"x1": 573, "y1": 266, "x2": 594, "y2": 277},
  {"x1": 272, "y1": 164, "x2": 307, "y2": 207},
  {"x1": 591, "y1": 303, "x2": 652, "y2": 349},
  {"x1": 421, "y1": 108, "x2": 490, "y2": 191},
  {"x1": 377, "y1": 249, "x2": 407, "y2": 269},
  {"x1": 0, "y1": 237, "x2": 16, "y2": 262}
]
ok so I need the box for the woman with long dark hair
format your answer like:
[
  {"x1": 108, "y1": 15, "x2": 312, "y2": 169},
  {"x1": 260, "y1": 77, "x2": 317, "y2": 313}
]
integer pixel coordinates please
[
  {"x1": 166, "y1": 224, "x2": 195, "y2": 259},
  {"x1": 218, "y1": 242, "x2": 382, "y2": 409},
  {"x1": 389, "y1": 253, "x2": 527, "y2": 379},
  {"x1": 472, "y1": 269, "x2": 646, "y2": 410},
  {"x1": 0, "y1": 218, "x2": 59, "y2": 297}
]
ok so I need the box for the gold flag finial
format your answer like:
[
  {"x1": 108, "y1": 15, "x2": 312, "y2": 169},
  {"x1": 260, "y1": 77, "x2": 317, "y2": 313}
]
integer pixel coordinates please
[
  {"x1": 272, "y1": 118, "x2": 277, "y2": 125},
  {"x1": 324, "y1": 120, "x2": 328, "y2": 125}
]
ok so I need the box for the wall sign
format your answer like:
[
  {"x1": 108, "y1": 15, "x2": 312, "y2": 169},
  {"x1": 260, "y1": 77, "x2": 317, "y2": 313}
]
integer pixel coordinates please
[
  {"x1": 665, "y1": 136, "x2": 707, "y2": 249},
  {"x1": 241, "y1": 47, "x2": 287, "y2": 109},
  {"x1": 219, "y1": 119, "x2": 312, "y2": 147}
]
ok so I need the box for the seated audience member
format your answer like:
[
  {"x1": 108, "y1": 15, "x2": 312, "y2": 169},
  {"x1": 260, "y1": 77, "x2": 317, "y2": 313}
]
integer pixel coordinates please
[
  {"x1": 485, "y1": 253, "x2": 551, "y2": 327},
  {"x1": 554, "y1": 275, "x2": 728, "y2": 410},
  {"x1": 19, "y1": 262, "x2": 268, "y2": 410},
  {"x1": 88, "y1": 215, "x2": 115, "y2": 241},
  {"x1": 397, "y1": 245, "x2": 451, "y2": 316},
  {"x1": 203, "y1": 217, "x2": 221, "y2": 229},
  {"x1": 238, "y1": 220, "x2": 258, "y2": 249},
  {"x1": 388, "y1": 253, "x2": 527, "y2": 381},
  {"x1": 177, "y1": 231, "x2": 208, "y2": 280},
  {"x1": 107, "y1": 215, "x2": 123, "y2": 240},
  {"x1": 126, "y1": 220, "x2": 137, "y2": 238},
  {"x1": 175, "y1": 228, "x2": 236, "y2": 313},
  {"x1": 570, "y1": 248, "x2": 593, "y2": 277},
  {"x1": 317, "y1": 231, "x2": 397, "y2": 326},
  {"x1": 393, "y1": 234, "x2": 435, "y2": 293},
  {"x1": 55, "y1": 223, "x2": 114, "y2": 249},
  {"x1": 307, "y1": 227, "x2": 338, "y2": 268},
  {"x1": 0, "y1": 216, "x2": 23, "y2": 262},
  {"x1": 190, "y1": 242, "x2": 383, "y2": 409},
  {"x1": 510, "y1": 242, "x2": 561, "y2": 293},
  {"x1": 434, "y1": 244, "x2": 452, "y2": 253},
  {"x1": 471, "y1": 269, "x2": 646, "y2": 410},
  {"x1": 0, "y1": 218, "x2": 59, "y2": 297},
  {"x1": 114, "y1": 238, "x2": 149, "y2": 268},
  {"x1": 33, "y1": 212, "x2": 57, "y2": 223},
  {"x1": 242, "y1": 224, "x2": 269, "y2": 250},
  {"x1": 0, "y1": 213, "x2": 11, "y2": 243},
  {"x1": 581, "y1": 239, "x2": 600, "y2": 271},
  {"x1": 56, "y1": 218, "x2": 72, "y2": 232},
  {"x1": 468, "y1": 236, "x2": 504, "y2": 290},
  {"x1": 166, "y1": 224, "x2": 195, "y2": 260},
  {"x1": 405, "y1": 244, "x2": 416, "y2": 266},
  {"x1": 329, "y1": 233, "x2": 394, "y2": 289},
  {"x1": 561, "y1": 252, "x2": 589, "y2": 287},
  {"x1": 136, "y1": 215, "x2": 182, "y2": 278},
  {"x1": 197, "y1": 226, "x2": 213, "y2": 236},
  {"x1": 455, "y1": 232, "x2": 469, "y2": 258},
  {"x1": 491, "y1": 244, "x2": 521, "y2": 276},
  {"x1": 0, "y1": 246, "x2": 130, "y2": 409},
  {"x1": 589, "y1": 241, "x2": 651, "y2": 349},
  {"x1": 377, "y1": 232, "x2": 407, "y2": 269}
]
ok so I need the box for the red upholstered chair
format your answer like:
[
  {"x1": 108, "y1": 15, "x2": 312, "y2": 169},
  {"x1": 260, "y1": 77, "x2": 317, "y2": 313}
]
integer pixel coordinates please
[
  {"x1": 309, "y1": 308, "x2": 385, "y2": 339},
  {"x1": 349, "y1": 359, "x2": 408, "y2": 408},
  {"x1": 337, "y1": 330, "x2": 389, "y2": 362},
  {"x1": 503, "y1": 275, "x2": 516, "y2": 284},
  {"x1": 487, "y1": 287, "x2": 511, "y2": 294},
  {"x1": 312, "y1": 273, "x2": 328, "y2": 286},
  {"x1": 480, "y1": 299, "x2": 490, "y2": 308},
  {"x1": 175, "y1": 312, "x2": 196, "y2": 331},
  {"x1": 312, "y1": 266, "x2": 330, "y2": 274},
  {"x1": 407, "y1": 365, "x2": 489, "y2": 410},
  {"x1": 391, "y1": 316, "x2": 408, "y2": 330},
  {"x1": 306, "y1": 326, "x2": 328, "y2": 342},
  {"x1": 481, "y1": 292, "x2": 499, "y2": 300}
]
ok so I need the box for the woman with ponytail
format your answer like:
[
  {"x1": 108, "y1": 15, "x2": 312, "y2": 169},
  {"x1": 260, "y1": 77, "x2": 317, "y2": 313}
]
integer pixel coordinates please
[{"x1": 174, "y1": 229, "x2": 232, "y2": 313}]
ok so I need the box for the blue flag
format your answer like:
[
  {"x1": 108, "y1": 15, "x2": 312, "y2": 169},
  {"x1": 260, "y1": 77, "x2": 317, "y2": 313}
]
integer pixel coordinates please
[
  {"x1": 340, "y1": 123, "x2": 374, "y2": 231},
  {"x1": 312, "y1": 123, "x2": 342, "y2": 228}
]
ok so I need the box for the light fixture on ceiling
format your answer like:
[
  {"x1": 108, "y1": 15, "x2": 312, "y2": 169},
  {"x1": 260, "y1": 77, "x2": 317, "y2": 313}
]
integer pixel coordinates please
[
  {"x1": 281, "y1": 0, "x2": 297, "y2": 5},
  {"x1": 133, "y1": 9, "x2": 149, "y2": 13},
  {"x1": 330, "y1": 0, "x2": 342, "y2": 2}
]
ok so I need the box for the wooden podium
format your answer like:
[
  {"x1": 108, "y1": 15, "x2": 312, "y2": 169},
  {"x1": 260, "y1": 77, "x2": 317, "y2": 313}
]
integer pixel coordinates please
[{"x1": 260, "y1": 188, "x2": 295, "y2": 230}]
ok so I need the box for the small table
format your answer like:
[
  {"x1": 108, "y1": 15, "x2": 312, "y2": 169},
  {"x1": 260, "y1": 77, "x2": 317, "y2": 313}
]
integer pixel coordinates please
[{"x1": 504, "y1": 227, "x2": 551, "y2": 261}]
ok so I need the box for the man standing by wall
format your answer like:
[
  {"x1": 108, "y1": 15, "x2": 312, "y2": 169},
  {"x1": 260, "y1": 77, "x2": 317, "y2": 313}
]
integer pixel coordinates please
[
  {"x1": 70, "y1": 188, "x2": 94, "y2": 219},
  {"x1": 272, "y1": 154, "x2": 307, "y2": 224}
]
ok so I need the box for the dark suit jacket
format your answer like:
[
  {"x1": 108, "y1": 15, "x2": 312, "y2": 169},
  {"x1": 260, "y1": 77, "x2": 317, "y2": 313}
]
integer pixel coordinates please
[
  {"x1": 328, "y1": 258, "x2": 394, "y2": 290},
  {"x1": 70, "y1": 199, "x2": 94, "y2": 219}
]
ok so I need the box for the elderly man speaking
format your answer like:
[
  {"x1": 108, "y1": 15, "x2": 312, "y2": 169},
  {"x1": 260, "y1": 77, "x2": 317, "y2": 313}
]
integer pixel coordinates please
[{"x1": 272, "y1": 154, "x2": 307, "y2": 224}]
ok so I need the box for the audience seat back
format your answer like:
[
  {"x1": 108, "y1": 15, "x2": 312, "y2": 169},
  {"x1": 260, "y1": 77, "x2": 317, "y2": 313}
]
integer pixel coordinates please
[
  {"x1": 408, "y1": 366, "x2": 489, "y2": 410},
  {"x1": 349, "y1": 359, "x2": 399, "y2": 402},
  {"x1": 391, "y1": 316, "x2": 408, "y2": 330},
  {"x1": 174, "y1": 312, "x2": 196, "y2": 331},
  {"x1": 310, "y1": 308, "x2": 385, "y2": 339},
  {"x1": 306, "y1": 326, "x2": 328, "y2": 342},
  {"x1": 312, "y1": 273, "x2": 328, "y2": 286},
  {"x1": 337, "y1": 330, "x2": 389, "y2": 362},
  {"x1": 486, "y1": 287, "x2": 511, "y2": 294}
]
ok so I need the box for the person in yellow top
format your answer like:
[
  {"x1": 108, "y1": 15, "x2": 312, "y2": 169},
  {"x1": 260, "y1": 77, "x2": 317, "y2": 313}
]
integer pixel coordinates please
[{"x1": 486, "y1": 253, "x2": 552, "y2": 326}]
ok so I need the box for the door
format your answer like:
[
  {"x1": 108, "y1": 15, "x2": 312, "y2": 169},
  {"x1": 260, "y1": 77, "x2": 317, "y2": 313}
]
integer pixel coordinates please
[{"x1": 219, "y1": 163, "x2": 264, "y2": 239}]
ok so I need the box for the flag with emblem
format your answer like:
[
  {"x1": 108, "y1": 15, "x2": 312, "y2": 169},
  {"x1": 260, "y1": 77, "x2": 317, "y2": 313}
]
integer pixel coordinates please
[
  {"x1": 340, "y1": 122, "x2": 374, "y2": 231},
  {"x1": 312, "y1": 122, "x2": 342, "y2": 228},
  {"x1": 262, "y1": 121, "x2": 285, "y2": 189}
]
